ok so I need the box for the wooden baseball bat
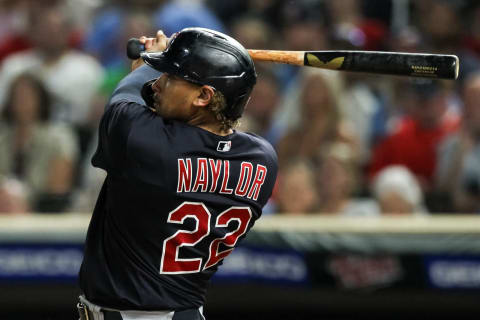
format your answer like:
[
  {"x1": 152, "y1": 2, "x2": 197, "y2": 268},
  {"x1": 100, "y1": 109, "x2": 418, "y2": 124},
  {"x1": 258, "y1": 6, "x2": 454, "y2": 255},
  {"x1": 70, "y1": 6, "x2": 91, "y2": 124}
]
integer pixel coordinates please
[
  {"x1": 127, "y1": 38, "x2": 459, "y2": 80},
  {"x1": 248, "y1": 49, "x2": 459, "y2": 80}
]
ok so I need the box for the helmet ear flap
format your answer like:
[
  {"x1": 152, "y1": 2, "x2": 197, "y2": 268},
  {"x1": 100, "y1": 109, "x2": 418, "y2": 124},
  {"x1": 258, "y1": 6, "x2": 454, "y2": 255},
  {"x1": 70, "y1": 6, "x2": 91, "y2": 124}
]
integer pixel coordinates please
[
  {"x1": 141, "y1": 79, "x2": 157, "y2": 108},
  {"x1": 223, "y1": 88, "x2": 253, "y2": 120}
]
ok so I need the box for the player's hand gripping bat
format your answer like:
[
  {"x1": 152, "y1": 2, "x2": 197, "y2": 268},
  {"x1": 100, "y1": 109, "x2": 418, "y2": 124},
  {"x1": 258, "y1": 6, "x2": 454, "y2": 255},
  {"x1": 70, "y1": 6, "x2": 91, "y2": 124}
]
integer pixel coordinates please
[{"x1": 127, "y1": 38, "x2": 459, "y2": 80}]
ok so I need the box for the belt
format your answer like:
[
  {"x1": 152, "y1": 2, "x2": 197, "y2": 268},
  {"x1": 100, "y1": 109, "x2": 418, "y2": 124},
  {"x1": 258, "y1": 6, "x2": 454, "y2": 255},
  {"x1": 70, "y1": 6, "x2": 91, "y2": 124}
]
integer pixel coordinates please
[
  {"x1": 77, "y1": 296, "x2": 205, "y2": 320},
  {"x1": 77, "y1": 301, "x2": 122, "y2": 320}
]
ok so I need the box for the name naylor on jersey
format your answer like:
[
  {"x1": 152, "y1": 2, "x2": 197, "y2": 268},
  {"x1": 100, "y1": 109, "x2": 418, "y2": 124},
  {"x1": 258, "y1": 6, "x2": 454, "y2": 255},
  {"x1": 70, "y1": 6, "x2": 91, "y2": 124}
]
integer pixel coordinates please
[{"x1": 177, "y1": 158, "x2": 267, "y2": 201}]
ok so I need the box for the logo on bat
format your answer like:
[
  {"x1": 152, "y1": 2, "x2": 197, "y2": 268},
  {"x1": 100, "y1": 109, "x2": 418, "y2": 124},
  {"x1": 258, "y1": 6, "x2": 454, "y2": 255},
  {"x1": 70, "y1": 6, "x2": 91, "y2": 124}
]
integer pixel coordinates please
[{"x1": 306, "y1": 54, "x2": 345, "y2": 70}]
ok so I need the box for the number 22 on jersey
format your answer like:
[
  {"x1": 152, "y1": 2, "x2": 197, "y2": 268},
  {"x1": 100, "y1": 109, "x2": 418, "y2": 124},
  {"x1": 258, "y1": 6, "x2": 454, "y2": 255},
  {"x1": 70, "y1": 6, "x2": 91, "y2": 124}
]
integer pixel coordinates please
[{"x1": 160, "y1": 202, "x2": 252, "y2": 274}]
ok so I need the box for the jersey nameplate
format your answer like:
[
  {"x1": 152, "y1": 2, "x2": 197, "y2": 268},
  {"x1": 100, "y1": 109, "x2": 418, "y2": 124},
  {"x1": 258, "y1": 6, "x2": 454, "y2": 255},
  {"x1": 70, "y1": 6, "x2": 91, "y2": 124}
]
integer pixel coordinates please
[{"x1": 177, "y1": 158, "x2": 267, "y2": 201}]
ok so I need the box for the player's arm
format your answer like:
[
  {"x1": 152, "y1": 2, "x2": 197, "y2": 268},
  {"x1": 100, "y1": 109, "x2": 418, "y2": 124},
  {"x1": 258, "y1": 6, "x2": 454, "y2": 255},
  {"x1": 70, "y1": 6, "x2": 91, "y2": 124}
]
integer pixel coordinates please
[
  {"x1": 93, "y1": 31, "x2": 170, "y2": 173},
  {"x1": 108, "y1": 31, "x2": 169, "y2": 107},
  {"x1": 108, "y1": 64, "x2": 160, "y2": 106}
]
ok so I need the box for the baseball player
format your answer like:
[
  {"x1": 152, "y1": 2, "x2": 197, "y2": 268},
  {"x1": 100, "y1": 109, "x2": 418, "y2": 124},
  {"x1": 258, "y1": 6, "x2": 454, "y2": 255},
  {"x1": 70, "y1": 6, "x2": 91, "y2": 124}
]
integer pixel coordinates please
[{"x1": 77, "y1": 27, "x2": 278, "y2": 320}]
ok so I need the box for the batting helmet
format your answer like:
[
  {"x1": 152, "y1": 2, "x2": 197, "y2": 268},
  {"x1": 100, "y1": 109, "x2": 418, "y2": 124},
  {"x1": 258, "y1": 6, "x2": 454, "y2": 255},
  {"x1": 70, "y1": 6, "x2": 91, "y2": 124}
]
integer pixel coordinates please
[{"x1": 141, "y1": 27, "x2": 257, "y2": 120}]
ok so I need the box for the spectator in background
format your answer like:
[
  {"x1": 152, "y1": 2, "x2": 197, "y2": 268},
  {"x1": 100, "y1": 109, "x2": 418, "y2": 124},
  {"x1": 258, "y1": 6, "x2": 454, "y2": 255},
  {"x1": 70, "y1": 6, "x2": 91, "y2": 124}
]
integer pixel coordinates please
[
  {"x1": 208, "y1": 0, "x2": 283, "y2": 28},
  {"x1": 276, "y1": 158, "x2": 319, "y2": 215},
  {"x1": 230, "y1": 15, "x2": 284, "y2": 146},
  {"x1": 153, "y1": 0, "x2": 225, "y2": 36},
  {"x1": 0, "y1": 73, "x2": 78, "y2": 212},
  {"x1": 413, "y1": 0, "x2": 462, "y2": 53},
  {"x1": 372, "y1": 165, "x2": 426, "y2": 215},
  {"x1": 69, "y1": 82, "x2": 111, "y2": 212},
  {"x1": 388, "y1": 26, "x2": 425, "y2": 53},
  {"x1": 435, "y1": 73, "x2": 480, "y2": 213},
  {"x1": 274, "y1": 1, "x2": 327, "y2": 91},
  {"x1": 70, "y1": 134, "x2": 107, "y2": 213},
  {"x1": 0, "y1": 0, "x2": 32, "y2": 62},
  {"x1": 463, "y1": 4, "x2": 480, "y2": 59},
  {"x1": 239, "y1": 67, "x2": 283, "y2": 146},
  {"x1": 413, "y1": 0, "x2": 480, "y2": 80},
  {"x1": 0, "y1": 1, "x2": 104, "y2": 126},
  {"x1": 0, "y1": 176, "x2": 29, "y2": 214},
  {"x1": 316, "y1": 142, "x2": 377, "y2": 216},
  {"x1": 272, "y1": 2, "x2": 340, "y2": 143},
  {"x1": 276, "y1": 69, "x2": 356, "y2": 167},
  {"x1": 325, "y1": 0, "x2": 393, "y2": 166},
  {"x1": 368, "y1": 79, "x2": 459, "y2": 194},
  {"x1": 330, "y1": 20, "x2": 391, "y2": 166},
  {"x1": 83, "y1": 4, "x2": 154, "y2": 74},
  {"x1": 230, "y1": 15, "x2": 275, "y2": 51},
  {"x1": 326, "y1": 0, "x2": 388, "y2": 51},
  {"x1": 338, "y1": 72, "x2": 388, "y2": 166},
  {"x1": 73, "y1": 79, "x2": 112, "y2": 186}
]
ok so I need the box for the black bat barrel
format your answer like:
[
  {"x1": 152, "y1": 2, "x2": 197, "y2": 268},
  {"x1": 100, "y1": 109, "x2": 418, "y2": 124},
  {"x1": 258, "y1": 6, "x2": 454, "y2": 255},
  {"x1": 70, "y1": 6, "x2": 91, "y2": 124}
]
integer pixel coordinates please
[{"x1": 304, "y1": 51, "x2": 459, "y2": 80}]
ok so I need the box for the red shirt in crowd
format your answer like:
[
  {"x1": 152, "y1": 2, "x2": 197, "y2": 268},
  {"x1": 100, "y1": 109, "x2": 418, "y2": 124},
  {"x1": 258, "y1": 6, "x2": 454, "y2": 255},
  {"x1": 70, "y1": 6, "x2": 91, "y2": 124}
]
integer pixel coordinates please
[{"x1": 368, "y1": 115, "x2": 459, "y2": 188}]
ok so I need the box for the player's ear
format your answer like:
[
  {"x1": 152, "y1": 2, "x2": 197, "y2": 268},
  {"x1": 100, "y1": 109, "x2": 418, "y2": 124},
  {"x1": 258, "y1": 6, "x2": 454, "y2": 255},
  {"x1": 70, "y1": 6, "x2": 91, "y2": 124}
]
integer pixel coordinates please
[{"x1": 193, "y1": 85, "x2": 214, "y2": 108}]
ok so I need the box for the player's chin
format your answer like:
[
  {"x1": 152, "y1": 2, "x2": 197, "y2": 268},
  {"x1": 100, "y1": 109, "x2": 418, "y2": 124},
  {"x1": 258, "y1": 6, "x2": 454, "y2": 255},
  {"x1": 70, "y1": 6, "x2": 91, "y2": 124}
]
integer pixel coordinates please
[
  {"x1": 154, "y1": 103, "x2": 185, "y2": 121},
  {"x1": 155, "y1": 106, "x2": 176, "y2": 120},
  {"x1": 154, "y1": 100, "x2": 166, "y2": 114},
  {"x1": 153, "y1": 104, "x2": 165, "y2": 117}
]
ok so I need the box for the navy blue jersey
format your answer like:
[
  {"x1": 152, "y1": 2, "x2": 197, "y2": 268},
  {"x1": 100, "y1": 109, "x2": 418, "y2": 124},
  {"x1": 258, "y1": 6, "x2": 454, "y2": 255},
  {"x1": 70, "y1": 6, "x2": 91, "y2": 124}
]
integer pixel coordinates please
[{"x1": 79, "y1": 65, "x2": 278, "y2": 311}]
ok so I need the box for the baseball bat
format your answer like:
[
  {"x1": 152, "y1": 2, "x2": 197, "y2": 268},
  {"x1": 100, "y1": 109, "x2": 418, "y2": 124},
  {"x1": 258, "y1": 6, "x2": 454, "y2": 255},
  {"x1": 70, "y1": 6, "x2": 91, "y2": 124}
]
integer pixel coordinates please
[{"x1": 126, "y1": 38, "x2": 459, "y2": 80}]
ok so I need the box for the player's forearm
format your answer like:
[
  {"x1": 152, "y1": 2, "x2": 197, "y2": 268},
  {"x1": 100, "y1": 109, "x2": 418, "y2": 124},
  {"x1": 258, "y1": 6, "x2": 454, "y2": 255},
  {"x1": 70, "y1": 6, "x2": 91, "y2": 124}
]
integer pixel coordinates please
[{"x1": 107, "y1": 31, "x2": 168, "y2": 108}]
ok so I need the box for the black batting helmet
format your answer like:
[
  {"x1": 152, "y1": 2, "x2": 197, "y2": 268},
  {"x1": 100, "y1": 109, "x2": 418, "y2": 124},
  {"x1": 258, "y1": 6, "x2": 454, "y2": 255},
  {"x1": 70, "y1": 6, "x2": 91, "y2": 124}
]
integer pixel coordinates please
[{"x1": 141, "y1": 27, "x2": 257, "y2": 120}]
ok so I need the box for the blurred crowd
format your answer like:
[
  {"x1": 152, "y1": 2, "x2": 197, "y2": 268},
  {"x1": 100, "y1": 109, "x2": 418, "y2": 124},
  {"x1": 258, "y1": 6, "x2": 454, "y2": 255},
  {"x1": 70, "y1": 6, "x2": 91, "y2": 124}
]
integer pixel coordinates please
[{"x1": 0, "y1": 0, "x2": 479, "y2": 215}]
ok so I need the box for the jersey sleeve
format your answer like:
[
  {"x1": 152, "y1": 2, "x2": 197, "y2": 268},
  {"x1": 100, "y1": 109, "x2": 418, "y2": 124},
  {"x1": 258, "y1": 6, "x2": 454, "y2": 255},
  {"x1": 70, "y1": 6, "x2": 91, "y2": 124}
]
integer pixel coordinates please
[
  {"x1": 109, "y1": 64, "x2": 161, "y2": 106},
  {"x1": 257, "y1": 139, "x2": 279, "y2": 208},
  {"x1": 91, "y1": 64, "x2": 162, "y2": 175},
  {"x1": 243, "y1": 132, "x2": 279, "y2": 209}
]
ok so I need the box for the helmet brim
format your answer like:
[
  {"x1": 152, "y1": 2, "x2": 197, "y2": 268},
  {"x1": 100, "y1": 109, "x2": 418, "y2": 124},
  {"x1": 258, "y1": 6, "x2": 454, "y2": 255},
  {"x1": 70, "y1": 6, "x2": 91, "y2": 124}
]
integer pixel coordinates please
[
  {"x1": 141, "y1": 51, "x2": 205, "y2": 86},
  {"x1": 141, "y1": 52, "x2": 178, "y2": 75}
]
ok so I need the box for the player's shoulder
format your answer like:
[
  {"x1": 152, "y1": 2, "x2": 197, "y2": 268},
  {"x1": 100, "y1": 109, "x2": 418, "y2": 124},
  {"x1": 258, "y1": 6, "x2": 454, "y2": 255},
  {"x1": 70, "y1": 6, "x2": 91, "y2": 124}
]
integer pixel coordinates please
[
  {"x1": 102, "y1": 99, "x2": 162, "y2": 140},
  {"x1": 105, "y1": 99, "x2": 149, "y2": 121},
  {"x1": 236, "y1": 131, "x2": 278, "y2": 164},
  {"x1": 237, "y1": 131, "x2": 274, "y2": 150}
]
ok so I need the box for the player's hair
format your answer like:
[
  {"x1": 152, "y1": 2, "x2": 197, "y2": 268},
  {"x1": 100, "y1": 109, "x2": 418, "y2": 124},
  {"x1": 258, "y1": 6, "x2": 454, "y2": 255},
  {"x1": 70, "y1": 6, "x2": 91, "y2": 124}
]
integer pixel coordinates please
[{"x1": 209, "y1": 91, "x2": 238, "y2": 131}]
